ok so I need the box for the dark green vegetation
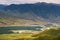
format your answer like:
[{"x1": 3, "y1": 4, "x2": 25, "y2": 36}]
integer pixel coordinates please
[
  {"x1": 0, "y1": 28, "x2": 60, "y2": 40},
  {"x1": 0, "y1": 26, "x2": 42, "y2": 34}
]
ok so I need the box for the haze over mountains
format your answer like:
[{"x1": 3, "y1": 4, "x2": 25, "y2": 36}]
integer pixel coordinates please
[{"x1": 0, "y1": 2, "x2": 60, "y2": 26}]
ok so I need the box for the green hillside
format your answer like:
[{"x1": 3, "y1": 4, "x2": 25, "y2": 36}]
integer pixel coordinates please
[{"x1": 33, "y1": 28, "x2": 60, "y2": 40}]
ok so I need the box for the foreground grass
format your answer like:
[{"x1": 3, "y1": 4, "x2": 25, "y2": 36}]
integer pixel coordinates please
[{"x1": 0, "y1": 33, "x2": 35, "y2": 40}]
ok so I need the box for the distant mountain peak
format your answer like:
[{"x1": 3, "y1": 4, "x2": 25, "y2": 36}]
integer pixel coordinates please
[{"x1": 0, "y1": 2, "x2": 60, "y2": 25}]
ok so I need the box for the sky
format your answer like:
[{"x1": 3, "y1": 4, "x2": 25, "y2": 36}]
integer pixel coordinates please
[{"x1": 0, "y1": 0, "x2": 60, "y2": 5}]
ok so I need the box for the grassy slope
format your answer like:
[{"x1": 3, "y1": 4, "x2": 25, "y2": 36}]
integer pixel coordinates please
[
  {"x1": 33, "y1": 28, "x2": 60, "y2": 40},
  {"x1": 0, "y1": 34, "x2": 34, "y2": 40},
  {"x1": 0, "y1": 17, "x2": 46, "y2": 26}
]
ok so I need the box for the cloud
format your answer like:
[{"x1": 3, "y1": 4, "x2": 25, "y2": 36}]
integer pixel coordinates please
[{"x1": 0, "y1": 0, "x2": 60, "y2": 5}]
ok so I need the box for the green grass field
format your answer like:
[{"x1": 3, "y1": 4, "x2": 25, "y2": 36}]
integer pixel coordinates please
[{"x1": 0, "y1": 33, "x2": 35, "y2": 40}]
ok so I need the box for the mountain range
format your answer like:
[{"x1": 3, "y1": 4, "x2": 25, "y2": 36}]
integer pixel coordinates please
[{"x1": 0, "y1": 2, "x2": 60, "y2": 26}]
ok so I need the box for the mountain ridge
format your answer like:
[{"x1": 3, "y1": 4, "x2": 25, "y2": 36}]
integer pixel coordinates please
[{"x1": 0, "y1": 2, "x2": 60, "y2": 26}]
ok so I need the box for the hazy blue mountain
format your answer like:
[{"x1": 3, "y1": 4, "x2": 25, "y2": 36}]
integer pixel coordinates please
[{"x1": 0, "y1": 2, "x2": 60, "y2": 25}]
